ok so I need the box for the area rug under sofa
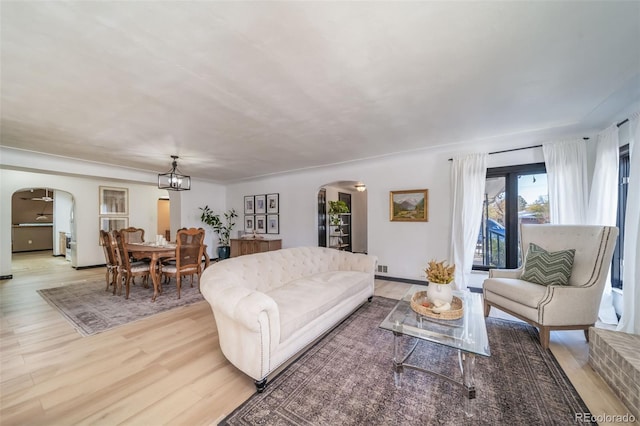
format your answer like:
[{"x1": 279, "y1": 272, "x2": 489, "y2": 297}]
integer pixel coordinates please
[{"x1": 221, "y1": 296, "x2": 593, "y2": 425}]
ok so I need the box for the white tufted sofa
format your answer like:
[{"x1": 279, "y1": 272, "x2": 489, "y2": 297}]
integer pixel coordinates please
[{"x1": 200, "y1": 246, "x2": 377, "y2": 391}]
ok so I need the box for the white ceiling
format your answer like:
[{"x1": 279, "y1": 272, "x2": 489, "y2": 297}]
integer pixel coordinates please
[{"x1": 2, "y1": 2, "x2": 639, "y2": 183}]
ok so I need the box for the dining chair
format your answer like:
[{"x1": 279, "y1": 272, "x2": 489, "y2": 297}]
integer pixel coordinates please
[
  {"x1": 160, "y1": 228, "x2": 205, "y2": 299},
  {"x1": 120, "y1": 227, "x2": 145, "y2": 244},
  {"x1": 99, "y1": 230, "x2": 119, "y2": 292},
  {"x1": 120, "y1": 227, "x2": 148, "y2": 284},
  {"x1": 113, "y1": 230, "x2": 152, "y2": 299}
]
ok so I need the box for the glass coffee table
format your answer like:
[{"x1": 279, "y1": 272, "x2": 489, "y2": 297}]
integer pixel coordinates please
[{"x1": 379, "y1": 285, "x2": 490, "y2": 415}]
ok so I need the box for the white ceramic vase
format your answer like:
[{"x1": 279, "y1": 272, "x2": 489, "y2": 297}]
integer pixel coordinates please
[{"x1": 427, "y1": 282, "x2": 453, "y2": 304}]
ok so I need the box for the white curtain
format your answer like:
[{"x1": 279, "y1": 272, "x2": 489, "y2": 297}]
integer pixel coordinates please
[
  {"x1": 587, "y1": 125, "x2": 619, "y2": 325},
  {"x1": 543, "y1": 138, "x2": 589, "y2": 225},
  {"x1": 617, "y1": 112, "x2": 640, "y2": 335},
  {"x1": 450, "y1": 153, "x2": 488, "y2": 291}
]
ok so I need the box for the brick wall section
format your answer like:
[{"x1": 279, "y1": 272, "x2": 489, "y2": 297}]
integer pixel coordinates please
[{"x1": 589, "y1": 327, "x2": 640, "y2": 420}]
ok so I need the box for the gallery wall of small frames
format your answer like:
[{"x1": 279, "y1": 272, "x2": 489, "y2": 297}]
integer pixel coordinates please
[{"x1": 244, "y1": 193, "x2": 279, "y2": 234}]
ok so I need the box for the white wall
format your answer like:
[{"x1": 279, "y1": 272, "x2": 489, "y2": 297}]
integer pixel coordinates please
[
  {"x1": 1, "y1": 134, "x2": 612, "y2": 282},
  {"x1": 225, "y1": 143, "x2": 546, "y2": 282},
  {"x1": 0, "y1": 148, "x2": 226, "y2": 276},
  {"x1": 170, "y1": 184, "x2": 227, "y2": 259},
  {"x1": 53, "y1": 190, "x2": 73, "y2": 256},
  {"x1": 1, "y1": 168, "x2": 165, "y2": 273}
]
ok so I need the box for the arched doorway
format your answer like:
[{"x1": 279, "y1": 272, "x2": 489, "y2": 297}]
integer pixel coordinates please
[
  {"x1": 317, "y1": 181, "x2": 368, "y2": 254},
  {"x1": 11, "y1": 188, "x2": 75, "y2": 264}
]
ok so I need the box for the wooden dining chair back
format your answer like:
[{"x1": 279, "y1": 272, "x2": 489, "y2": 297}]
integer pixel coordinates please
[
  {"x1": 120, "y1": 227, "x2": 145, "y2": 244},
  {"x1": 99, "y1": 230, "x2": 119, "y2": 292},
  {"x1": 161, "y1": 228, "x2": 205, "y2": 299},
  {"x1": 113, "y1": 230, "x2": 151, "y2": 299}
]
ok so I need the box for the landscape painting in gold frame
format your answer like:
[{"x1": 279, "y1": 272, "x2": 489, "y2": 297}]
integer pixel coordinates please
[{"x1": 390, "y1": 189, "x2": 428, "y2": 222}]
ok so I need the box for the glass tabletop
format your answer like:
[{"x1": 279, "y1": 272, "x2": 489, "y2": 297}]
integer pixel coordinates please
[{"x1": 379, "y1": 285, "x2": 490, "y2": 357}]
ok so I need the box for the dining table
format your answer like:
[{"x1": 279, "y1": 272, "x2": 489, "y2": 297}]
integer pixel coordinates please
[{"x1": 126, "y1": 242, "x2": 210, "y2": 302}]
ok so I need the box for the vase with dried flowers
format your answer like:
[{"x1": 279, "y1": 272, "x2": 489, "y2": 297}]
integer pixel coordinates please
[{"x1": 425, "y1": 260, "x2": 455, "y2": 305}]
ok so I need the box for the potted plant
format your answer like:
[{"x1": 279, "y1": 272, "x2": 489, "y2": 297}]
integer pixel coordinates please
[
  {"x1": 199, "y1": 206, "x2": 238, "y2": 259},
  {"x1": 425, "y1": 260, "x2": 455, "y2": 306},
  {"x1": 328, "y1": 200, "x2": 349, "y2": 227}
]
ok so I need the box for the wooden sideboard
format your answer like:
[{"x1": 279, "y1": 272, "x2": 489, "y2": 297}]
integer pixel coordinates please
[{"x1": 230, "y1": 238, "x2": 282, "y2": 257}]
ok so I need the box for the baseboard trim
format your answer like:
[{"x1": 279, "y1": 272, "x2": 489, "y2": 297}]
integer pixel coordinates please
[
  {"x1": 375, "y1": 275, "x2": 427, "y2": 286},
  {"x1": 375, "y1": 274, "x2": 482, "y2": 294}
]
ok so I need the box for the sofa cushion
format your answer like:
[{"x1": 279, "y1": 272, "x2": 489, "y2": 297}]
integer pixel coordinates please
[
  {"x1": 268, "y1": 271, "x2": 370, "y2": 342},
  {"x1": 484, "y1": 277, "x2": 549, "y2": 308},
  {"x1": 521, "y1": 243, "x2": 575, "y2": 286}
]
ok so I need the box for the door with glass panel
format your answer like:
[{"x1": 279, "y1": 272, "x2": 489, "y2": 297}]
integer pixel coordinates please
[{"x1": 474, "y1": 163, "x2": 549, "y2": 270}]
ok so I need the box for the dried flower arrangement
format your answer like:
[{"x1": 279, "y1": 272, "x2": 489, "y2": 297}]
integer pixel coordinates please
[{"x1": 425, "y1": 260, "x2": 455, "y2": 284}]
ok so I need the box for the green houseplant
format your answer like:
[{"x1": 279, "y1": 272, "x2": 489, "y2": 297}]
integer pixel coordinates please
[
  {"x1": 199, "y1": 206, "x2": 238, "y2": 259},
  {"x1": 328, "y1": 200, "x2": 349, "y2": 226}
]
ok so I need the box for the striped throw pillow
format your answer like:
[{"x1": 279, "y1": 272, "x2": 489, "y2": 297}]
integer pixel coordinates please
[{"x1": 521, "y1": 243, "x2": 575, "y2": 286}]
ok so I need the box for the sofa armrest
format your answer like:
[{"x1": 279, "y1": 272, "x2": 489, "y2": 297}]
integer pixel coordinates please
[
  {"x1": 206, "y1": 284, "x2": 280, "y2": 380},
  {"x1": 489, "y1": 268, "x2": 523, "y2": 279},
  {"x1": 213, "y1": 286, "x2": 280, "y2": 336}
]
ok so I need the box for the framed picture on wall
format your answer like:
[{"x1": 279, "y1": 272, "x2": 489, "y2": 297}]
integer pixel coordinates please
[
  {"x1": 99, "y1": 186, "x2": 128, "y2": 215},
  {"x1": 99, "y1": 216, "x2": 129, "y2": 238},
  {"x1": 244, "y1": 196, "x2": 255, "y2": 214},
  {"x1": 389, "y1": 189, "x2": 428, "y2": 222},
  {"x1": 255, "y1": 195, "x2": 266, "y2": 214},
  {"x1": 266, "y1": 193, "x2": 279, "y2": 214},
  {"x1": 244, "y1": 215, "x2": 255, "y2": 231},
  {"x1": 255, "y1": 215, "x2": 266, "y2": 234},
  {"x1": 267, "y1": 214, "x2": 279, "y2": 234}
]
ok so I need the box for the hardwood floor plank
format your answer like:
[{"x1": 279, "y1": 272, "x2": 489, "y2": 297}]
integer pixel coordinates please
[
  {"x1": 41, "y1": 365, "x2": 170, "y2": 425},
  {"x1": 0, "y1": 373, "x2": 34, "y2": 395},
  {"x1": 0, "y1": 251, "x2": 633, "y2": 424},
  {"x1": 0, "y1": 398, "x2": 46, "y2": 426},
  {"x1": 122, "y1": 387, "x2": 203, "y2": 426}
]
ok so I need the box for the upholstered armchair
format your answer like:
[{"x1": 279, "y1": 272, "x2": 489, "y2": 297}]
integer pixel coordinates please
[{"x1": 483, "y1": 224, "x2": 618, "y2": 349}]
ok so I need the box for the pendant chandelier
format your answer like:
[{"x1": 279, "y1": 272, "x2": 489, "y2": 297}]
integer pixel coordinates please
[{"x1": 158, "y1": 155, "x2": 191, "y2": 191}]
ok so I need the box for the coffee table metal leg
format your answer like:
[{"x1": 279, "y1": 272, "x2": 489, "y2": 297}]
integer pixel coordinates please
[
  {"x1": 459, "y1": 351, "x2": 476, "y2": 417},
  {"x1": 393, "y1": 335, "x2": 478, "y2": 417},
  {"x1": 393, "y1": 332, "x2": 420, "y2": 389},
  {"x1": 393, "y1": 331, "x2": 403, "y2": 388}
]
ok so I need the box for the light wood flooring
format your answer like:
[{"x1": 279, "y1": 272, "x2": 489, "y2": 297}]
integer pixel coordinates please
[{"x1": 1, "y1": 252, "x2": 635, "y2": 425}]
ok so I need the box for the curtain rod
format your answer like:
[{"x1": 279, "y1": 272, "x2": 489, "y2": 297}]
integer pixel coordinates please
[
  {"x1": 617, "y1": 118, "x2": 629, "y2": 127},
  {"x1": 447, "y1": 117, "x2": 630, "y2": 161},
  {"x1": 447, "y1": 145, "x2": 540, "y2": 161}
]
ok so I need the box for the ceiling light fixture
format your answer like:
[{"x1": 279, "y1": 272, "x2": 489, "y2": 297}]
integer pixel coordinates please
[
  {"x1": 355, "y1": 183, "x2": 366, "y2": 192},
  {"x1": 158, "y1": 155, "x2": 191, "y2": 191},
  {"x1": 25, "y1": 188, "x2": 53, "y2": 202}
]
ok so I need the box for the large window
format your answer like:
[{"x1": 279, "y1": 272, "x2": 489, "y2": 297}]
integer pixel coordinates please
[
  {"x1": 474, "y1": 163, "x2": 549, "y2": 270},
  {"x1": 612, "y1": 144, "x2": 630, "y2": 289}
]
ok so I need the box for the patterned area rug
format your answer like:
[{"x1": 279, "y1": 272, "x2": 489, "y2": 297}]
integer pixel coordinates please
[
  {"x1": 222, "y1": 297, "x2": 593, "y2": 426},
  {"x1": 37, "y1": 277, "x2": 204, "y2": 336}
]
